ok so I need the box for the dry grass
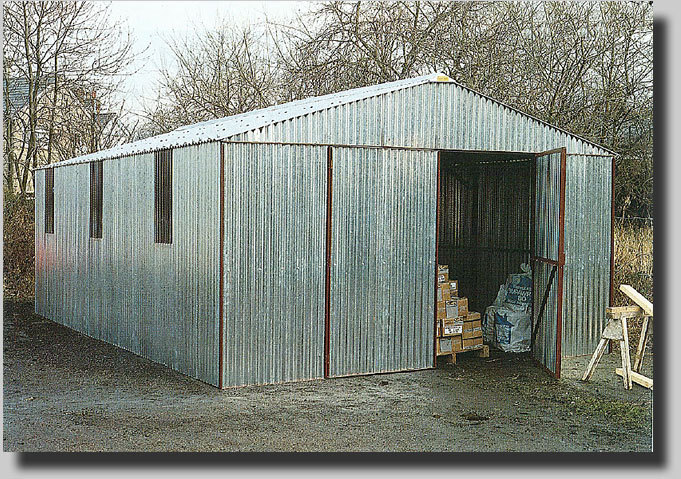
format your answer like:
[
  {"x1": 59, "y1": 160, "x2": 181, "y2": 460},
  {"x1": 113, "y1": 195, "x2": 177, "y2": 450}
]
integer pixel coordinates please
[{"x1": 611, "y1": 220, "x2": 653, "y2": 355}]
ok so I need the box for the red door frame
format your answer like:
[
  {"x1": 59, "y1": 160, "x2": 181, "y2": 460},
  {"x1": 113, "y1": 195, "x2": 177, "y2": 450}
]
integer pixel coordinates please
[{"x1": 433, "y1": 151, "x2": 441, "y2": 367}]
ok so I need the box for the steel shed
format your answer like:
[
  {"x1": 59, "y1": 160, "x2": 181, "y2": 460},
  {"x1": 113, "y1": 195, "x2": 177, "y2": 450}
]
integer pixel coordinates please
[{"x1": 34, "y1": 73, "x2": 615, "y2": 387}]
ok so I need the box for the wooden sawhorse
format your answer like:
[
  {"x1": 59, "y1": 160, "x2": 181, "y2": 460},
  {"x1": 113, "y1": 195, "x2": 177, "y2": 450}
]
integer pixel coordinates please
[{"x1": 581, "y1": 285, "x2": 653, "y2": 390}]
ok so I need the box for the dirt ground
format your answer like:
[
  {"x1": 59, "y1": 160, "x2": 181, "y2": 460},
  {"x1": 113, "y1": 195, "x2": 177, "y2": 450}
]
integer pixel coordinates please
[{"x1": 3, "y1": 299, "x2": 653, "y2": 452}]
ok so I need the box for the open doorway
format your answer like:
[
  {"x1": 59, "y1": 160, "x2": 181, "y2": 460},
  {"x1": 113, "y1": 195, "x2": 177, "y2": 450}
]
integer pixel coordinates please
[
  {"x1": 437, "y1": 150, "x2": 534, "y2": 314},
  {"x1": 436, "y1": 148, "x2": 567, "y2": 377}
]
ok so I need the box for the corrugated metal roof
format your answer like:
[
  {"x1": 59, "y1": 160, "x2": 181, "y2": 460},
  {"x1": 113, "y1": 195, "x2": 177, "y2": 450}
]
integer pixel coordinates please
[
  {"x1": 40, "y1": 73, "x2": 451, "y2": 168},
  {"x1": 38, "y1": 71, "x2": 614, "y2": 169}
]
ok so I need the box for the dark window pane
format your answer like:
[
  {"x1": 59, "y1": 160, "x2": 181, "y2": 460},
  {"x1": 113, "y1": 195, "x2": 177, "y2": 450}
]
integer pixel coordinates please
[
  {"x1": 45, "y1": 169, "x2": 54, "y2": 234},
  {"x1": 90, "y1": 161, "x2": 103, "y2": 238},
  {"x1": 154, "y1": 149, "x2": 172, "y2": 244}
]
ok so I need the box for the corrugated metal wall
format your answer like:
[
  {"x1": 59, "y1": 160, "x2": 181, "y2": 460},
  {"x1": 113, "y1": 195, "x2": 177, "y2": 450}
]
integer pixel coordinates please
[
  {"x1": 532, "y1": 150, "x2": 563, "y2": 375},
  {"x1": 329, "y1": 147, "x2": 437, "y2": 376},
  {"x1": 562, "y1": 155, "x2": 613, "y2": 357},
  {"x1": 34, "y1": 77, "x2": 614, "y2": 387},
  {"x1": 228, "y1": 80, "x2": 611, "y2": 373},
  {"x1": 234, "y1": 83, "x2": 609, "y2": 157},
  {"x1": 438, "y1": 159, "x2": 532, "y2": 313},
  {"x1": 34, "y1": 142, "x2": 221, "y2": 385},
  {"x1": 221, "y1": 143, "x2": 327, "y2": 387}
]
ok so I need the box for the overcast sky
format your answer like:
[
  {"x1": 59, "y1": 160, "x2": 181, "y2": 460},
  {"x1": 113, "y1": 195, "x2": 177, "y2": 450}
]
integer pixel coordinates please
[{"x1": 107, "y1": 1, "x2": 309, "y2": 117}]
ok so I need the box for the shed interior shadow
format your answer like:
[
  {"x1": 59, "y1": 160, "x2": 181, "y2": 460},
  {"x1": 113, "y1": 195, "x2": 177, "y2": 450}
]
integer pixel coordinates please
[{"x1": 438, "y1": 150, "x2": 534, "y2": 313}]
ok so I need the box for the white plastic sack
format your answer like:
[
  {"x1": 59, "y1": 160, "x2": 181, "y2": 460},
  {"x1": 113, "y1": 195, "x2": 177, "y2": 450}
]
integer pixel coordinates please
[
  {"x1": 503, "y1": 263, "x2": 532, "y2": 311},
  {"x1": 482, "y1": 284, "x2": 506, "y2": 343},
  {"x1": 483, "y1": 263, "x2": 533, "y2": 352},
  {"x1": 482, "y1": 307, "x2": 494, "y2": 343},
  {"x1": 492, "y1": 307, "x2": 531, "y2": 353}
]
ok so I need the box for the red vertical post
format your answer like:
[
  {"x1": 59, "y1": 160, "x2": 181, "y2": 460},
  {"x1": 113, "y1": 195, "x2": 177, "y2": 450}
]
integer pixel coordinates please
[
  {"x1": 218, "y1": 143, "x2": 225, "y2": 388},
  {"x1": 433, "y1": 151, "x2": 441, "y2": 367},
  {"x1": 324, "y1": 146, "x2": 333, "y2": 378},
  {"x1": 555, "y1": 148, "x2": 567, "y2": 379},
  {"x1": 610, "y1": 157, "x2": 616, "y2": 307},
  {"x1": 530, "y1": 154, "x2": 537, "y2": 349}
]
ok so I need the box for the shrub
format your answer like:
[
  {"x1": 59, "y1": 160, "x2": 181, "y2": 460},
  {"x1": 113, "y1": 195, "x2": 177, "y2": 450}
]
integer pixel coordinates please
[{"x1": 3, "y1": 192, "x2": 35, "y2": 299}]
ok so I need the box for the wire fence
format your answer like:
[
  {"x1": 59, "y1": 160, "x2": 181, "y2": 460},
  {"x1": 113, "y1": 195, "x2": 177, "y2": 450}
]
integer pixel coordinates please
[{"x1": 614, "y1": 216, "x2": 653, "y2": 225}]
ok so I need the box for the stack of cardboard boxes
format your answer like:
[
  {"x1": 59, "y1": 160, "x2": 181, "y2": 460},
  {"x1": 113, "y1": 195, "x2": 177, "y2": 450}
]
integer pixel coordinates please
[{"x1": 436, "y1": 264, "x2": 484, "y2": 356}]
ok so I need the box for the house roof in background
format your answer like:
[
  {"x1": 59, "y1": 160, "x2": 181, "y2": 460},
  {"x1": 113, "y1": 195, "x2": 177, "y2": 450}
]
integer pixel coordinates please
[{"x1": 3, "y1": 76, "x2": 57, "y2": 115}]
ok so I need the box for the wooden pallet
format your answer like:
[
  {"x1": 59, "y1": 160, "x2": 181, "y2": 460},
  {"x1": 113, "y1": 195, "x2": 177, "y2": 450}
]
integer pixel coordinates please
[{"x1": 438, "y1": 344, "x2": 489, "y2": 364}]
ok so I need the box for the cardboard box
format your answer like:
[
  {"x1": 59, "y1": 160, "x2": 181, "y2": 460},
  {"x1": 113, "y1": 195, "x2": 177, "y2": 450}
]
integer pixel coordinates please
[
  {"x1": 451, "y1": 335, "x2": 464, "y2": 352},
  {"x1": 449, "y1": 280, "x2": 458, "y2": 296},
  {"x1": 462, "y1": 319, "x2": 482, "y2": 331},
  {"x1": 463, "y1": 336, "x2": 483, "y2": 350},
  {"x1": 462, "y1": 329, "x2": 482, "y2": 340},
  {"x1": 439, "y1": 318, "x2": 463, "y2": 336},
  {"x1": 437, "y1": 285, "x2": 452, "y2": 302},
  {"x1": 457, "y1": 297, "x2": 469, "y2": 316},
  {"x1": 445, "y1": 297, "x2": 468, "y2": 318},
  {"x1": 437, "y1": 265, "x2": 449, "y2": 284},
  {"x1": 437, "y1": 337, "x2": 453, "y2": 355},
  {"x1": 462, "y1": 311, "x2": 482, "y2": 340},
  {"x1": 437, "y1": 300, "x2": 446, "y2": 319}
]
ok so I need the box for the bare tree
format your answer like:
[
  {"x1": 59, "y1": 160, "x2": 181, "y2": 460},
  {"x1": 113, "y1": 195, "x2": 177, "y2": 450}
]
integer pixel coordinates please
[
  {"x1": 139, "y1": 23, "x2": 278, "y2": 137},
  {"x1": 271, "y1": 1, "x2": 652, "y2": 217},
  {"x1": 3, "y1": 1, "x2": 137, "y2": 196},
  {"x1": 269, "y1": 1, "x2": 468, "y2": 100}
]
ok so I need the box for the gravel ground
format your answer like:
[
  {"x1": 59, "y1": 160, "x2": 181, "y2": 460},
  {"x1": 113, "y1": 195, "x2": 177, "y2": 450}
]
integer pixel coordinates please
[{"x1": 3, "y1": 299, "x2": 653, "y2": 452}]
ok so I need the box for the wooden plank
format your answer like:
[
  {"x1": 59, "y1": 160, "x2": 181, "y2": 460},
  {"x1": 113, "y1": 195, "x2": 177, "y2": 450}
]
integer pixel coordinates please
[
  {"x1": 439, "y1": 344, "x2": 488, "y2": 364},
  {"x1": 619, "y1": 285, "x2": 653, "y2": 316},
  {"x1": 619, "y1": 317, "x2": 632, "y2": 389},
  {"x1": 464, "y1": 343, "x2": 485, "y2": 351},
  {"x1": 606, "y1": 305, "x2": 643, "y2": 318},
  {"x1": 633, "y1": 316, "x2": 651, "y2": 373},
  {"x1": 582, "y1": 338, "x2": 609, "y2": 381},
  {"x1": 615, "y1": 368, "x2": 653, "y2": 389}
]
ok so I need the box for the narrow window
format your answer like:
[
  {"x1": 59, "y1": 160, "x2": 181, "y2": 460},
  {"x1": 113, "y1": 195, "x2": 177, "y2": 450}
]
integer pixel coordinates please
[
  {"x1": 45, "y1": 168, "x2": 54, "y2": 234},
  {"x1": 90, "y1": 160, "x2": 103, "y2": 238},
  {"x1": 154, "y1": 149, "x2": 172, "y2": 244}
]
